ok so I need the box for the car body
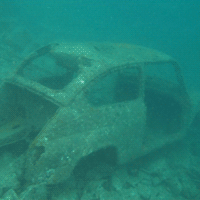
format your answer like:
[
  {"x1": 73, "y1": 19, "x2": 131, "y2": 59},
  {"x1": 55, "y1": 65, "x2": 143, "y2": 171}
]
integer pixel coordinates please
[{"x1": 0, "y1": 42, "x2": 192, "y2": 184}]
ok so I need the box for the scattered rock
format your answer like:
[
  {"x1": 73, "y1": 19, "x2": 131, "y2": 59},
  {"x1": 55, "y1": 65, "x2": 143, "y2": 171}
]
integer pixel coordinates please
[
  {"x1": 2, "y1": 189, "x2": 19, "y2": 200},
  {"x1": 20, "y1": 184, "x2": 47, "y2": 200},
  {"x1": 137, "y1": 183, "x2": 151, "y2": 200}
]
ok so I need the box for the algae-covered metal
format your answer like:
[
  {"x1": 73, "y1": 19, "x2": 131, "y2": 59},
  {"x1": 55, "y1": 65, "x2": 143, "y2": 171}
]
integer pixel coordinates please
[{"x1": 0, "y1": 42, "x2": 191, "y2": 184}]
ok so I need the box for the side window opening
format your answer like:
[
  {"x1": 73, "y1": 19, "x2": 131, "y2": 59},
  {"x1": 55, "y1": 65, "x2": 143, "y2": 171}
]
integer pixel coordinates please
[
  {"x1": 144, "y1": 88, "x2": 182, "y2": 134},
  {"x1": 144, "y1": 63, "x2": 184, "y2": 135},
  {"x1": 85, "y1": 66, "x2": 141, "y2": 106}
]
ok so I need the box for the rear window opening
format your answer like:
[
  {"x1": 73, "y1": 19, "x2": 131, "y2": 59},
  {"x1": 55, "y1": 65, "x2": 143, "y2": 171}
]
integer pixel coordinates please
[
  {"x1": 85, "y1": 67, "x2": 141, "y2": 106},
  {"x1": 0, "y1": 83, "x2": 59, "y2": 148},
  {"x1": 144, "y1": 88, "x2": 182, "y2": 134},
  {"x1": 17, "y1": 53, "x2": 80, "y2": 90}
]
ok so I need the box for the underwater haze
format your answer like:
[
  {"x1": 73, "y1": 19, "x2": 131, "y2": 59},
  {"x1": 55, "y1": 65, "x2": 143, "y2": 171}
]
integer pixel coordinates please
[
  {"x1": 0, "y1": 1, "x2": 200, "y2": 200},
  {"x1": 1, "y1": 0, "x2": 199, "y2": 90}
]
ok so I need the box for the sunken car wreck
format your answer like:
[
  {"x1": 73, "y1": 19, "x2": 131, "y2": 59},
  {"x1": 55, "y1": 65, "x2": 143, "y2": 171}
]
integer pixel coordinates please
[{"x1": 0, "y1": 42, "x2": 192, "y2": 186}]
